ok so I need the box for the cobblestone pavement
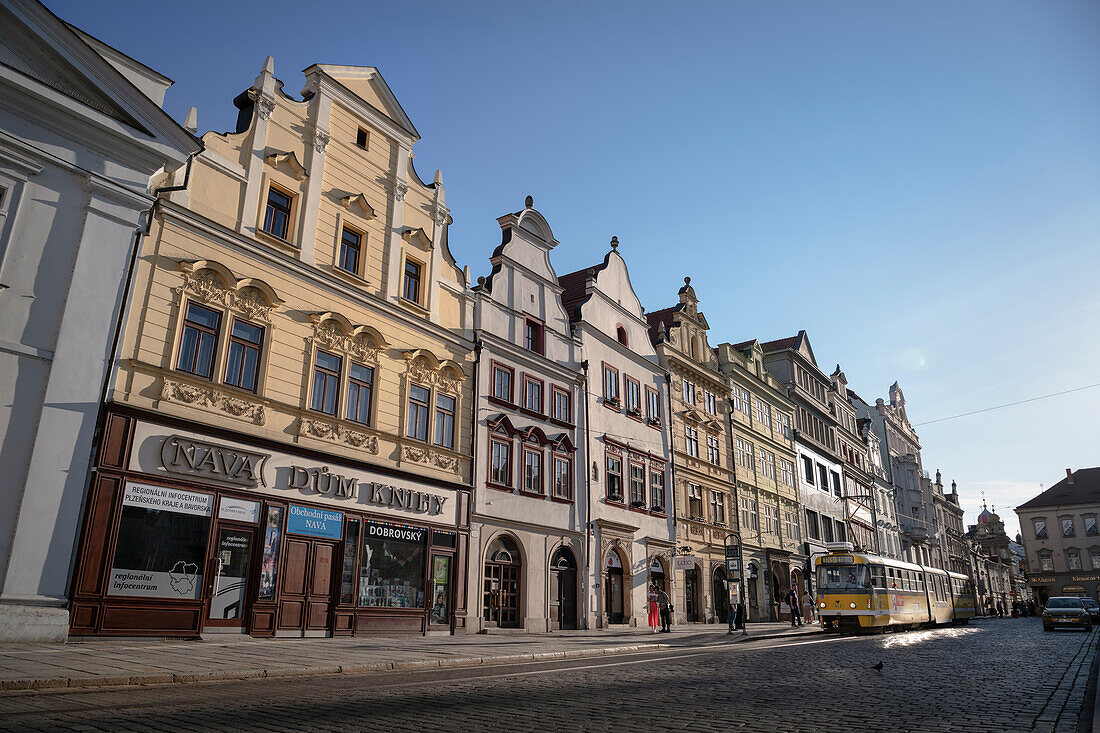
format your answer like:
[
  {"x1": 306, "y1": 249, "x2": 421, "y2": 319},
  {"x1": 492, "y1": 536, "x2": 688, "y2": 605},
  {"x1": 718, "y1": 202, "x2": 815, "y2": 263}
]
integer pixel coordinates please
[{"x1": 0, "y1": 618, "x2": 1094, "y2": 732}]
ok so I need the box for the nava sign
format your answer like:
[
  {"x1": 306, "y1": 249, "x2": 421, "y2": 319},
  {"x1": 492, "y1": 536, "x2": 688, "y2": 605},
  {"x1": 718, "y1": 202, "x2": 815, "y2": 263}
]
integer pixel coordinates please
[{"x1": 287, "y1": 504, "x2": 344, "y2": 539}]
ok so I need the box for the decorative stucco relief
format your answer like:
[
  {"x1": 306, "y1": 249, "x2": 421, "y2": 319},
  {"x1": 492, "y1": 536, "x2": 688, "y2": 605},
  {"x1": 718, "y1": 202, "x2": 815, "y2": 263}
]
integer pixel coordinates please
[
  {"x1": 401, "y1": 444, "x2": 461, "y2": 474},
  {"x1": 177, "y1": 261, "x2": 284, "y2": 323},
  {"x1": 160, "y1": 378, "x2": 266, "y2": 426},
  {"x1": 298, "y1": 417, "x2": 379, "y2": 454}
]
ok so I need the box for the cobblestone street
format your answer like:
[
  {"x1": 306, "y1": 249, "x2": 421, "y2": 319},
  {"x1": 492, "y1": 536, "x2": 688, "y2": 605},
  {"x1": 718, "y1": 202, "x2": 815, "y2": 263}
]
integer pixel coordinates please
[{"x1": 0, "y1": 619, "x2": 1095, "y2": 732}]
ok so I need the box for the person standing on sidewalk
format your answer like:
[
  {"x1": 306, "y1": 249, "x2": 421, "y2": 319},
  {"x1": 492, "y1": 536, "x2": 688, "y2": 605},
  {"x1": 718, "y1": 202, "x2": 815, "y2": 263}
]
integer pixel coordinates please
[
  {"x1": 656, "y1": 586, "x2": 672, "y2": 633},
  {"x1": 801, "y1": 589, "x2": 815, "y2": 624},
  {"x1": 786, "y1": 586, "x2": 803, "y2": 627},
  {"x1": 647, "y1": 583, "x2": 660, "y2": 633}
]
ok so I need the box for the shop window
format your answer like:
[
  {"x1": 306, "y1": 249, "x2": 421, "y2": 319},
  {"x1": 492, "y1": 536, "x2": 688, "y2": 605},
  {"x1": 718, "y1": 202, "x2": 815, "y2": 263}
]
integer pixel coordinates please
[
  {"x1": 345, "y1": 362, "x2": 374, "y2": 425},
  {"x1": 524, "y1": 318, "x2": 544, "y2": 354},
  {"x1": 310, "y1": 350, "x2": 342, "y2": 415},
  {"x1": 553, "y1": 454, "x2": 573, "y2": 500},
  {"x1": 606, "y1": 454, "x2": 623, "y2": 503},
  {"x1": 357, "y1": 521, "x2": 427, "y2": 608},
  {"x1": 629, "y1": 462, "x2": 645, "y2": 507},
  {"x1": 491, "y1": 362, "x2": 514, "y2": 404},
  {"x1": 489, "y1": 437, "x2": 512, "y2": 487},
  {"x1": 223, "y1": 319, "x2": 264, "y2": 392},
  {"x1": 177, "y1": 302, "x2": 221, "y2": 379},
  {"x1": 650, "y1": 469, "x2": 665, "y2": 512},
  {"x1": 434, "y1": 394, "x2": 455, "y2": 449},
  {"x1": 429, "y1": 555, "x2": 451, "y2": 625},
  {"x1": 339, "y1": 519, "x2": 361, "y2": 605},
  {"x1": 262, "y1": 185, "x2": 293, "y2": 240},
  {"x1": 432, "y1": 530, "x2": 458, "y2": 549},
  {"x1": 338, "y1": 226, "x2": 362, "y2": 276},
  {"x1": 406, "y1": 383, "x2": 431, "y2": 441},
  {"x1": 402, "y1": 258, "x2": 423, "y2": 305},
  {"x1": 257, "y1": 506, "x2": 284, "y2": 600},
  {"x1": 523, "y1": 447, "x2": 543, "y2": 495},
  {"x1": 108, "y1": 482, "x2": 213, "y2": 600},
  {"x1": 552, "y1": 386, "x2": 571, "y2": 424}
]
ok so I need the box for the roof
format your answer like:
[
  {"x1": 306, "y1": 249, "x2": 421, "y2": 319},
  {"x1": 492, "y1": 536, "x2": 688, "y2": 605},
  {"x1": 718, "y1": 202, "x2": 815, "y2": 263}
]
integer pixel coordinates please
[
  {"x1": 729, "y1": 339, "x2": 756, "y2": 351},
  {"x1": 1017, "y1": 468, "x2": 1100, "y2": 511},
  {"x1": 760, "y1": 335, "x2": 801, "y2": 352},
  {"x1": 644, "y1": 305, "x2": 681, "y2": 343}
]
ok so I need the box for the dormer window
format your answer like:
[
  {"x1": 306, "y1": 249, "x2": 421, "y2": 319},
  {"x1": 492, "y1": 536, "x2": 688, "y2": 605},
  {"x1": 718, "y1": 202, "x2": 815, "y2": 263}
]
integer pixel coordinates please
[{"x1": 262, "y1": 185, "x2": 293, "y2": 240}]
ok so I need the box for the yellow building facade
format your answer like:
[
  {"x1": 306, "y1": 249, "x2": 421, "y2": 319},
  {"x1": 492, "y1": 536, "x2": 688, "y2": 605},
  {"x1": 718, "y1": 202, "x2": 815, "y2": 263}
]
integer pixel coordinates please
[{"x1": 69, "y1": 58, "x2": 476, "y2": 639}]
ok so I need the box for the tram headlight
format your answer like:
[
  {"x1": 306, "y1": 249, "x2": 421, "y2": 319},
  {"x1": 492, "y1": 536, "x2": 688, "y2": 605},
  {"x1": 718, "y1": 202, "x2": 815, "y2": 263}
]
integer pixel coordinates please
[
  {"x1": 849, "y1": 602, "x2": 857, "y2": 609},
  {"x1": 819, "y1": 602, "x2": 826, "y2": 609}
]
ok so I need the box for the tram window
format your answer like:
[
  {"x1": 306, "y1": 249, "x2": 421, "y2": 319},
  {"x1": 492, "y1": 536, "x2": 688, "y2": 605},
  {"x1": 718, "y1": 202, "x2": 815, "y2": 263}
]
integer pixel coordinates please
[{"x1": 871, "y1": 565, "x2": 886, "y2": 589}]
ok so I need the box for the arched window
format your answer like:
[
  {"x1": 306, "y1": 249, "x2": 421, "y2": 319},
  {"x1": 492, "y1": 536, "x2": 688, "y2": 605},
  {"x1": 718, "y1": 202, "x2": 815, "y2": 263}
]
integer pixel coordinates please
[
  {"x1": 616, "y1": 325, "x2": 628, "y2": 346},
  {"x1": 690, "y1": 336, "x2": 698, "y2": 359},
  {"x1": 487, "y1": 535, "x2": 521, "y2": 565},
  {"x1": 551, "y1": 547, "x2": 577, "y2": 570}
]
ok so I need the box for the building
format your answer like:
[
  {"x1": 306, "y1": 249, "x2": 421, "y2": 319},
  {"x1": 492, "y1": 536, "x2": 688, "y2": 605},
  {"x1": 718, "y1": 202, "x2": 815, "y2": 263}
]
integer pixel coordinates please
[
  {"x1": 715, "y1": 340, "x2": 800, "y2": 622},
  {"x1": 468, "y1": 198, "x2": 584, "y2": 632},
  {"x1": 967, "y1": 503, "x2": 1016, "y2": 613},
  {"x1": 851, "y1": 405, "x2": 903, "y2": 560},
  {"x1": 761, "y1": 331, "x2": 847, "y2": 594},
  {"x1": 935, "y1": 476, "x2": 969, "y2": 576},
  {"x1": 830, "y1": 368, "x2": 876, "y2": 554},
  {"x1": 67, "y1": 57, "x2": 476, "y2": 638},
  {"x1": 1015, "y1": 467, "x2": 1100, "y2": 606},
  {"x1": 647, "y1": 279, "x2": 738, "y2": 624},
  {"x1": 559, "y1": 239, "x2": 675, "y2": 628},
  {"x1": 0, "y1": 0, "x2": 200, "y2": 641}
]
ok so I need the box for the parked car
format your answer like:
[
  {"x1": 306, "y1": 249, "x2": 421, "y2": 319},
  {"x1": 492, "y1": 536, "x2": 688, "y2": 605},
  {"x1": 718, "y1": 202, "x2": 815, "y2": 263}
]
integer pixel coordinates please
[
  {"x1": 1081, "y1": 597, "x2": 1100, "y2": 623},
  {"x1": 1042, "y1": 597, "x2": 1093, "y2": 632}
]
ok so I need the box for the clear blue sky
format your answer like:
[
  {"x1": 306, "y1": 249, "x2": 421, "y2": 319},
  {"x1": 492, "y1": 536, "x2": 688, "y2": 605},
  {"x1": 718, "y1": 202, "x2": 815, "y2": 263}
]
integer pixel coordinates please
[{"x1": 53, "y1": 0, "x2": 1100, "y2": 536}]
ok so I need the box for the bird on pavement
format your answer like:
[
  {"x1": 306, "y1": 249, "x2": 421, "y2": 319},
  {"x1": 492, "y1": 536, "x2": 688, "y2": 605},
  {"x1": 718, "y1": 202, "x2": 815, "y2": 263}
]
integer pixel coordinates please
[{"x1": 872, "y1": 660, "x2": 884, "y2": 672}]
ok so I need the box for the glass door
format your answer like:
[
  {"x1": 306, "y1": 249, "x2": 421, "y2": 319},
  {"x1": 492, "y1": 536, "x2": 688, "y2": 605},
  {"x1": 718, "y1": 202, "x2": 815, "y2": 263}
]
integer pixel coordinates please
[
  {"x1": 207, "y1": 526, "x2": 255, "y2": 626},
  {"x1": 429, "y1": 554, "x2": 452, "y2": 629}
]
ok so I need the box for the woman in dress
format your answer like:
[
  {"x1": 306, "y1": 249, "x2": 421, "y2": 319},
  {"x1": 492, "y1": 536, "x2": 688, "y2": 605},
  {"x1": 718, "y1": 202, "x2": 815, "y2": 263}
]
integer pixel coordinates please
[
  {"x1": 801, "y1": 589, "x2": 815, "y2": 624},
  {"x1": 647, "y1": 583, "x2": 660, "y2": 633}
]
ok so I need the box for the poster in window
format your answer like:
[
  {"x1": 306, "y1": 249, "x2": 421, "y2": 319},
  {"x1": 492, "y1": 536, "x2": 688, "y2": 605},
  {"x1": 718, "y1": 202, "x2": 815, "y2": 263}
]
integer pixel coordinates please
[
  {"x1": 1086, "y1": 517, "x2": 1098, "y2": 536},
  {"x1": 108, "y1": 482, "x2": 213, "y2": 599},
  {"x1": 357, "y1": 522, "x2": 427, "y2": 608},
  {"x1": 258, "y1": 506, "x2": 284, "y2": 600}
]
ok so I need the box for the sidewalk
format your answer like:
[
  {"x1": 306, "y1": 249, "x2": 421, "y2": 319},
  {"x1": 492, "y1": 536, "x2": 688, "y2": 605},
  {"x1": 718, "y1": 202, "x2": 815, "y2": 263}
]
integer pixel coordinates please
[{"x1": 0, "y1": 621, "x2": 820, "y2": 691}]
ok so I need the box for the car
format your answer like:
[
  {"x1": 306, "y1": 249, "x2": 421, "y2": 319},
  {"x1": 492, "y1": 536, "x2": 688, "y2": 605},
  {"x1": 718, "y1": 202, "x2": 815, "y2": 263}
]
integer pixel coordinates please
[
  {"x1": 1042, "y1": 597, "x2": 1093, "y2": 632},
  {"x1": 1081, "y1": 597, "x2": 1100, "y2": 623}
]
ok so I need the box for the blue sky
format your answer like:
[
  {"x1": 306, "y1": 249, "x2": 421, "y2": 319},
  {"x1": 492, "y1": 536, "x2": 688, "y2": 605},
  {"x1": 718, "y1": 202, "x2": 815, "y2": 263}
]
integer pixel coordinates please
[{"x1": 54, "y1": 0, "x2": 1100, "y2": 536}]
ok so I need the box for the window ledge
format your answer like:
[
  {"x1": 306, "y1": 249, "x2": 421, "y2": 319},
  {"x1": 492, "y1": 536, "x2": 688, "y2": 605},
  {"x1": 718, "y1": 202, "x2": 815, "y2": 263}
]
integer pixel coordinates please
[
  {"x1": 330, "y1": 265, "x2": 371, "y2": 289},
  {"x1": 399, "y1": 297, "x2": 431, "y2": 316},
  {"x1": 487, "y1": 396, "x2": 516, "y2": 410},
  {"x1": 519, "y1": 490, "x2": 546, "y2": 499},
  {"x1": 486, "y1": 481, "x2": 515, "y2": 492},
  {"x1": 548, "y1": 417, "x2": 575, "y2": 430},
  {"x1": 519, "y1": 408, "x2": 547, "y2": 421},
  {"x1": 550, "y1": 496, "x2": 574, "y2": 505},
  {"x1": 255, "y1": 227, "x2": 299, "y2": 251}
]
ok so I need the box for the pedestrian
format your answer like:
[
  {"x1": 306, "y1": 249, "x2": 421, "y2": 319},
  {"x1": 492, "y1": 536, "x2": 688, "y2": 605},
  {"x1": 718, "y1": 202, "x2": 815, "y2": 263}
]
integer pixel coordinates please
[
  {"x1": 786, "y1": 586, "x2": 803, "y2": 627},
  {"x1": 801, "y1": 589, "x2": 815, "y2": 624},
  {"x1": 656, "y1": 585, "x2": 672, "y2": 633},
  {"x1": 735, "y1": 601, "x2": 746, "y2": 631},
  {"x1": 647, "y1": 583, "x2": 660, "y2": 633}
]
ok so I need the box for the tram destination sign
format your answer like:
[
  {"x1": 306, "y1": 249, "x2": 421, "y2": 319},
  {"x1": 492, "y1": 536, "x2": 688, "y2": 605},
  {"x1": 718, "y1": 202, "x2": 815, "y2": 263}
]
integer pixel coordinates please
[{"x1": 820, "y1": 555, "x2": 855, "y2": 565}]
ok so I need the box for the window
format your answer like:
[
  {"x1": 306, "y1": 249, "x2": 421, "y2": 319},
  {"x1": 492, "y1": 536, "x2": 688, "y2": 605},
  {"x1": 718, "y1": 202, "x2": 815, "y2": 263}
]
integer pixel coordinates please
[
  {"x1": 710, "y1": 491, "x2": 726, "y2": 525},
  {"x1": 818, "y1": 465, "x2": 829, "y2": 492},
  {"x1": 650, "y1": 469, "x2": 665, "y2": 512},
  {"x1": 523, "y1": 447, "x2": 543, "y2": 494},
  {"x1": 1067, "y1": 551, "x2": 1082, "y2": 571},
  {"x1": 434, "y1": 394, "x2": 455, "y2": 448},
  {"x1": 688, "y1": 483, "x2": 703, "y2": 518},
  {"x1": 759, "y1": 449, "x2": 775, "y2": 479},
  {"x1": 552, "y1": 387, "x2": 571, "y2": 424},
  {"x1": 490, "y1": 438, "x2": 512, "y2": 487},
  {"x1": 704, "y1": 391, "x2": 716, "y2": 415},
  {"x1": 802, "y1": 456, "x2": 814, "y2": 484},
  {"x1": 616, "y1": 325, "x2": 628, "y2": 346},
  {"x1": 491, "y1": 363, "x2": 514, "y2": 403},
  {"x1": 759, "y1": 402, "x2": 771, "y2": 430},
  {"x1": 822, "y1": 516, "x2": 835, "y2": 543},
  {"x1": 356, "y1": 127, "x2": 369, "y2": 149},
  {"x1": 685, "y1": 427, "x2": 699, "y2": 458},
  {"x1": 763, "y1": 504, "x2": 779, "y2": 536},
  {"x1": 338, "y1": 227, "x2": 362, "y2": 275},
  {"x1": 1062, "y1": 518, "x2": 1075, "y2": 538},
  {"x1": 403, "y1": 259, "x2": 422, "y2": 304},
  {"x1": 311, "y1": 350, "x2": 342, "y2": 415},
  {"x1": 553, "y1": 455, "x2": 572, "y2": 500},
  {"x1": 603, "y1": 364, "x2": 620, "y2": 404},
  {"x1": 835, "y1": 522, "x2": 847, "y2": 543},
  {"x1": 906, "y1": 470, "x2": 916, "y2": 492},
  {"x1": 625, "y1": 377, "x2": 642, "y2": 417},
  {"x1": 223, "y1": 320, "x2": 263, "y2": 391},
  {"x1": 177, "y1": 302, "x2": 221, "y2": 378},
  {"x1": 406, "y1": 384, "x2": 430, "y2": 441},
  {"x1": 736, "y1": 438, "x2": 755, "y2": 471},
  {"x1": 357, "y1": 521, "x2": 427, "y2": 609},
  {"x1": 1039, "y1": 553, "x2": 1053, "y2": 572},
  {"x1": 682, "y1": 380, "x2": 696, "y2": 405},
  {"x1": 777, "y1": 412, "x2": 791, "y2": 439},
  {"x1": 733, "y1": 386, "x2": 751, "y2": 417},
  {"x1": 1086, "y1": 517, "x2": 1098, "y2": 537},
  {"x1": 1034, "y1": 520, "x2": 1047, "y2": 539},
  {"x1": 831, "y1": 471, "x2": 842, "y2": 498},
  {"x1": 1091, "y1": 551, "x2": 1100, "y2": 571},
  {"x1": 707, "y1": 436, "x2": 721, "y2": 465},
  {"x1": 606, "y1": 455, "x2": 623, "y2": 502},
  {"x1": 779, "y1": 458, "x2": 795, "y2": 488},
  {"x1": 345, "y1": 362, "x2": 374, "y2": 425},
  {"x1": 524, "y1": 318, "x2": 544, "y2": 354},
  {"x1": 805, "y1": 509, "x2": 820, "y2": 540},
  {"x1": 784, "y1": 509, "x2": 800, "y2": 541},
  {"x1": 646, "y1": 387, "x2": 661, "y2": 425},
  {"x1": 262, "y1": 185, "x2": 293, "y2": 239},
  {"x1": 523, "y1": 376, "x2": 543, "y2": 414},
  {"x1": 741, "y1": 495, "x2": 759, "y2": 533},
  {"x1": 629, "y1": 463, "x2": 646, "y2": 506}
]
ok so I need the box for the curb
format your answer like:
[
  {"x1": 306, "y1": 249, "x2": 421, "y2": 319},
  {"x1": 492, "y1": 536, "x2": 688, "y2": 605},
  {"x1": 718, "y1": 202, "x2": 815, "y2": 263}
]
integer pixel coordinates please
[{"x1": 0, "y1": 642, "x2": 672, "y2": 692}]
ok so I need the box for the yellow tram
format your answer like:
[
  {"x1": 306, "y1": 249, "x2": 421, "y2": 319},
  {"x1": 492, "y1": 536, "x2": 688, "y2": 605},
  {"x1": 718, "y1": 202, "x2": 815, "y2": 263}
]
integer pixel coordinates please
[{"x1": 814, "y1": 544, "x2": 976, "y2": 633}]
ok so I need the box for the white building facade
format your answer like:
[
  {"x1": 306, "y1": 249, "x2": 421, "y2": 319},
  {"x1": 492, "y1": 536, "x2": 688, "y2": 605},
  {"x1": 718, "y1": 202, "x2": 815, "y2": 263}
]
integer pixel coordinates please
[{"x1": 0, "y1": 0, "x2": 199, "y2": 641}]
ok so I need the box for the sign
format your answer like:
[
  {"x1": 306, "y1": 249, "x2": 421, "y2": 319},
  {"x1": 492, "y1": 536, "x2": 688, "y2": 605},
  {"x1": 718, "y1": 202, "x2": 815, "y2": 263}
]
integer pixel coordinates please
[
  {"x1": 820, "y1": 555, "x2": 855, "y2": 565},
  {"x1": 287, "y1": 504, "x2": 344, "y2": 539},
  {"x1": 1029, "y1": 577, "x2": 1056, "y2": 584},
  {"x1": 365, "y1": 521, "x2": 425, "y2": 544},
  {"x1": 160, "y1": 435, "x2": 267, "y2": 487},
  {"x1": 724, "y1": 545, "x2": 740, "y2": 560},
  {"x1": 674, "y1": 557, "x2": 696, "y2": 571},
  {"x1": 218, "y1": 497, "x2": 261, "y2": 523},
  {"x1": 122, "y1": 481, "x2": 213, "y2": 517},
  {"x1": 726, "y1": 558, "x2": 740, "y2": 573}
]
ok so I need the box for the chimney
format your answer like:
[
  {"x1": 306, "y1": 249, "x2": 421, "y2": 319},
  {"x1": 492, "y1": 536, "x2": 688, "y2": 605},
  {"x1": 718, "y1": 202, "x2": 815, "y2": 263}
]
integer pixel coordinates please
[{"x1": 1066, "y1": 468, "x2": 1074, "y2": 484}]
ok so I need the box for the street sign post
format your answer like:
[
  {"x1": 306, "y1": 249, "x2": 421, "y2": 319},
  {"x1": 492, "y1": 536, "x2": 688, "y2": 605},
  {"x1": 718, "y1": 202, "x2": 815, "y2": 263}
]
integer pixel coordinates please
[{"x1": 723, "y1": 533, "x2": 746, "y2": 635}]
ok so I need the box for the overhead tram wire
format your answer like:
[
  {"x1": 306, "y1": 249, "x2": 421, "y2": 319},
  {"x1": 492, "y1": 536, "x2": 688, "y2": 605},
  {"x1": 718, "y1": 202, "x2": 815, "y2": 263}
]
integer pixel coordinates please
[{"x1": 914, "y1": 382, "x2": 1100, "y2": 427}]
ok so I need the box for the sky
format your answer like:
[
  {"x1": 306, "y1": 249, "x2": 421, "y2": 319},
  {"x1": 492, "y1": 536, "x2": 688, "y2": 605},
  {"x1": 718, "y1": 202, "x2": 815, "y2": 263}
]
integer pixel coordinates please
[{"x1": 51, "y1": 0, "x2": 1100, "y2": 538}]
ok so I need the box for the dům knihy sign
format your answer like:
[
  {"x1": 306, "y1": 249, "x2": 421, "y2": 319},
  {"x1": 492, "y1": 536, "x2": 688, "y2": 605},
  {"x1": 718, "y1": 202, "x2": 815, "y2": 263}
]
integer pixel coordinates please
[{"x1": 287, "y1": 504, "x2": 344, "y2": 539}]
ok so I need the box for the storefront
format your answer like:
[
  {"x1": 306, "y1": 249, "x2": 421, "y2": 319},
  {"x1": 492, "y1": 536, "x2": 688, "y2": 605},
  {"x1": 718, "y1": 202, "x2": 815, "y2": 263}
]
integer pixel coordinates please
[
  {"x1": 1028, "y1": 573, "x2": 1100, "y2": 607},
  {"x1": 69, "y1": 413, "x2": 469, "y2": 638}
]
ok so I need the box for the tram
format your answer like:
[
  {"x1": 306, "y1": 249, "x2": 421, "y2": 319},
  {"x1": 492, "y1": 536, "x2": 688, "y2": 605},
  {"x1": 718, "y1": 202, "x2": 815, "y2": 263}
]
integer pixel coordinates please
[{"x1": 814, "y1": 543, "x2": 977, "y2": 633}]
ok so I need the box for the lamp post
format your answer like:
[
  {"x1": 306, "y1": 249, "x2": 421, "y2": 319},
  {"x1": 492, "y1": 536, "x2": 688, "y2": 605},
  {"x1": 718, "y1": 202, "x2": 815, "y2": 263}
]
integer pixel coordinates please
[{"x1": 724, "y1": 533, "x2": 747, "y2": 636}]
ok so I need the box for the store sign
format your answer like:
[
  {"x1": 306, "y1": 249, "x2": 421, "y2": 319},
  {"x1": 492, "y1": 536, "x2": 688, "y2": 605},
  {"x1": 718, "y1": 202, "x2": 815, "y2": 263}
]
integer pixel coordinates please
[
  {"x1": 287, "y1": 504, "x2": 344, "y2": 539},
  {"x1": 366, "y1": 521, "x2": 425, "y2": 543},
  {"x1": 1071, "y1": 575, "x2": 1100, "y2": 582},
  {"x1": 160, "y1": 436, "x2": 267, "y2": 487},
  {"x1": 1029, "y1": 577, "x2": 1056, "y2": 584},
  {"x1": 218, "y1": 497, "x2": 261, "y2": 524},
  {"x1": 674, "y1": 557, "x2": 696, "y2": 570},
  {"x1": 122, "y1": 481, "x2": 213, "y2": 516},
  {"x1": 726, "y1": 559, "x2": 740, "y2": 573}
]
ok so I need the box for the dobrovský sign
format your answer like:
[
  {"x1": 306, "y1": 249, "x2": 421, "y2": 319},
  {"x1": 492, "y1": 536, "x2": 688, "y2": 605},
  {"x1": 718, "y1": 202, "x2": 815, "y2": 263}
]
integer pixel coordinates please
[{"x1": 161, "y1": 435, "x2": 268, "y2": 487}]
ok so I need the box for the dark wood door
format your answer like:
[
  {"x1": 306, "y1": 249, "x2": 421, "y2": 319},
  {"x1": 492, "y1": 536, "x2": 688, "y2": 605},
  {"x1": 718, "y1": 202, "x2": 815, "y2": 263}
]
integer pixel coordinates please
[
  {"x1": 606, "y1": 568, "x2": 624, "y2": 624},
  {"x1": 685, "y1": 569, "x2": 699, "y2": 622},
  {"x1": 277, "y1": 539, "x2": 335, "y2": 635},
  {"x1": 551, "y1": 568, "x2": 577, "y2": 630}
]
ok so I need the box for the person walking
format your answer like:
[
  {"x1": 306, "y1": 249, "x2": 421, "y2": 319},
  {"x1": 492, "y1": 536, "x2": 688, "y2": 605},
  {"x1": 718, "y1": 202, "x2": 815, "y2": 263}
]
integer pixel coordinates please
[
  {"x1": 801, "y1": 589, "x2": 815, "y2": 624},
  {"x1": 786, "y1": 586, "x2": 803, "y2": 627},
  {"x1": 647, "y1": 583, "x2": 660, "y2": 633},
  {"x1": 656, "y1": 585, "x2": 672, "y2": 633}
]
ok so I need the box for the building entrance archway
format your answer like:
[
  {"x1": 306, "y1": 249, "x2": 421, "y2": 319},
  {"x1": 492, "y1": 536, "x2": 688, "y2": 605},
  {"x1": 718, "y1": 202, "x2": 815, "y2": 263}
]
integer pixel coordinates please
[
  {"x1": 684, "y1": 566, "x2": 700, "y2": 622},
  {"x1": 712, "y1": 566, "x2": 729, "y2": 623},
  {"x1": 549, "y1": 547, "x2": 577, "y2": 631},
  {"x1": 483, "y1": 536, "x2": 521, "y2": 629},
  {"x1": 747, "y1": 563, "x2": 760, "y2": 622},
  {"x1": 605, "y1": 551, "x2": 625, "y2": 624}
]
